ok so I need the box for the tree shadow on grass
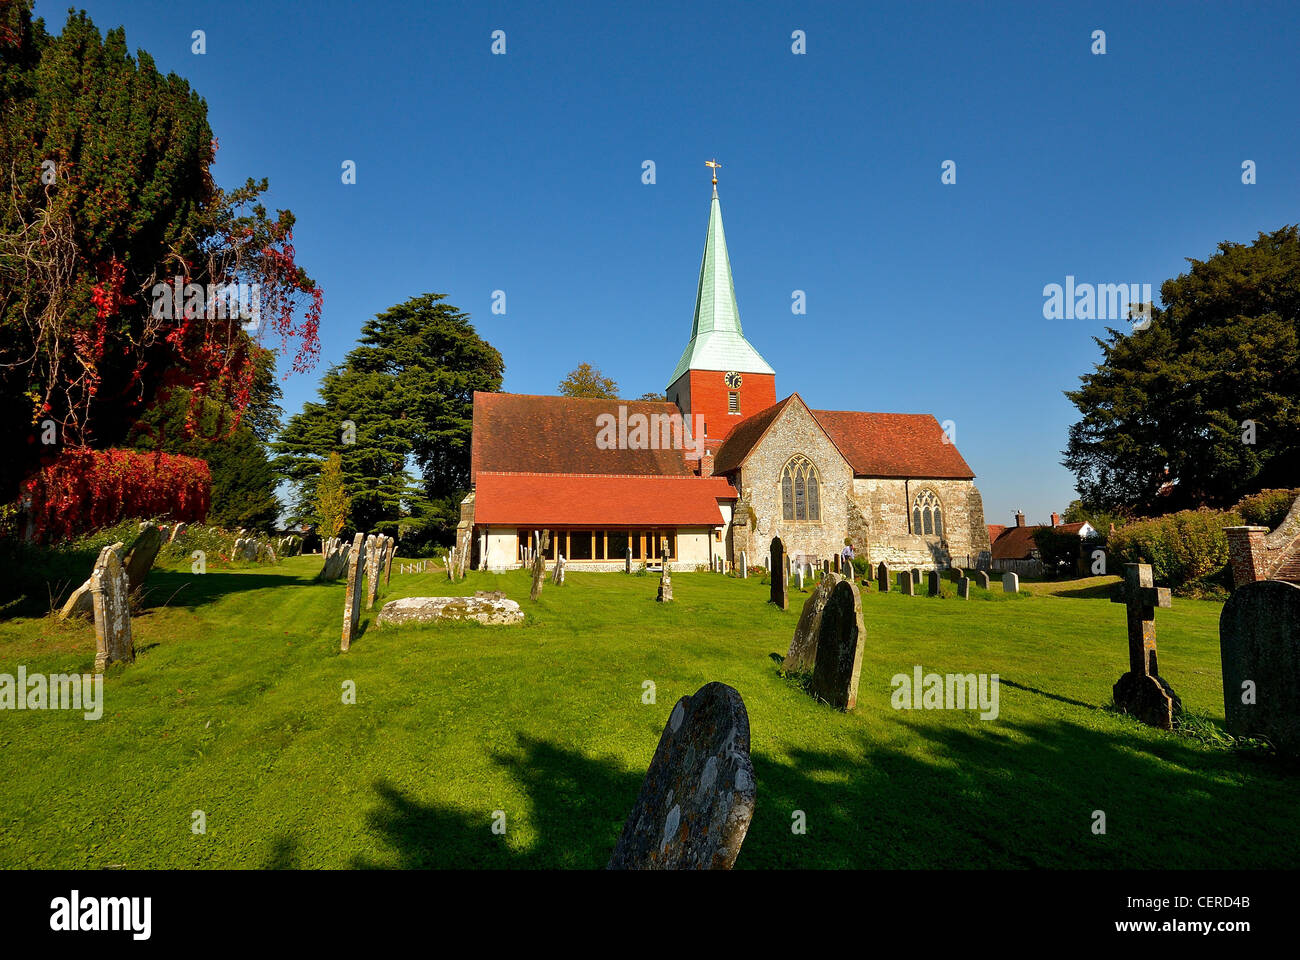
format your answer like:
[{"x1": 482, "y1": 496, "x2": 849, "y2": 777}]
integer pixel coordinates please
[
  {"x1": 747, "y1": 713, "x2": 1300, "y2": 869},
  {"x1": 351, "y1": 736, "x2": 641, "y2": 869},
  {"x1": 139, "y1": 570, "x2": 321, "y2": 612}
]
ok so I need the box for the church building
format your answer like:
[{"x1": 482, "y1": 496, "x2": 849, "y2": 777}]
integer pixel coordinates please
[{"x1": 463, "y1": 173, "x2": 991, "y2": 572}]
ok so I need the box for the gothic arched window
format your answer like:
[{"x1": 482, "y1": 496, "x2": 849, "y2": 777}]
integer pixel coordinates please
[
  {"x1": 913, "y1": 489, "x2": 943, "y2": 538},
  {"x1": 781, "y1": 455, "x2": 821, "y2": 523}
]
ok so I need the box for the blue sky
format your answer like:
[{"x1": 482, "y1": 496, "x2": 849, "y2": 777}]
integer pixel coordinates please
[{"x1": 47, "y1": 0, "x2": 1300, "y2": 525}]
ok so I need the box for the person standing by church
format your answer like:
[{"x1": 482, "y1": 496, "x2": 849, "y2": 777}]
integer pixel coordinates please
[{"x1": 841, "y1": 539, "x2": 854, "y2": 573}]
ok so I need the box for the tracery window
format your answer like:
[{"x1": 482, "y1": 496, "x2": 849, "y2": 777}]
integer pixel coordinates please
[
  {"x1": 781, "y1": 455, "x2": 821, "y2": 523},
  {"x1": 913, "y1": 489, "x2": 943, "y2": 538}
]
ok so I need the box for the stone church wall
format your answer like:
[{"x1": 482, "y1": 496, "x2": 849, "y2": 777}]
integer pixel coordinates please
[{"x1": 850, "y1": 477, "x2": 991, "y2": 570}]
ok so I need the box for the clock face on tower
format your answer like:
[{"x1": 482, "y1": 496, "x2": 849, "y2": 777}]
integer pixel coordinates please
[{"x1": 724, "y1": 371, "x2": 742, "y2": 389}]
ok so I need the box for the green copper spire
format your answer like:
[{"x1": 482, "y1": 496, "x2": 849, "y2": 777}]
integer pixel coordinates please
[{"x1": 667, "y1": 184, "x2": 775, "y2": 387}]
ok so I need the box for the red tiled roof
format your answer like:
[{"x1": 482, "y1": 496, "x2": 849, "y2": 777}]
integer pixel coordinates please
[
  {"x1": 473, "y1": 472, "x2": 737, "y2": 527},
  {"x1": 712, "y1": 396, "x2": 796, "y2": 475},
  {"x1": 711, "y1": 395, "x2": 977, "y2": 479},
  {"x1": 811, "y1": 410, "x2": 976, "y2": 479},
  {"x1": 991, "y1": 525, "x2": 1040, "y2": 561},
  {"x1": 987, "y1": 524, "x2": 1008, "y2": 545},
  {"x1": 472, "y1": 392, "x2": 696, "y2": 480}
]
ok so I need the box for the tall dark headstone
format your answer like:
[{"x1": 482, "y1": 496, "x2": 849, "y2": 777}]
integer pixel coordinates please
[
  {"x1": 899, "y1": 572, "x2": 914, "y2": 596},
  {"x1": 927, "y1": 570, "x2": 940, "y2": 597},
  {"x1": 1110, "y1": 562, "x2": 1181, "y2": 730},
  {"x1": 785, "y1": 573, "x2": 840, "y2": 673},
  {"x1": 608, "y1": 682, "x2": 756, "y2": 870},
  {"x1": 1219, "y1": 580, "x2": 1300, "y2": 755},
  {"x1": 976, "y1": 570, "x2": 991, "y2": 590},
  {"x1": 811, "y1": 579, "x2": 866, "y2": 710},
  {"x1": 877, "y1": 562, "x2": 889, "y2": 592},
  {"x1": 769, "y1": 537, "x2": 787, "y2": 610},
  {"x1": 957, "y1": 576, "x2": 970, "y2": 599}
]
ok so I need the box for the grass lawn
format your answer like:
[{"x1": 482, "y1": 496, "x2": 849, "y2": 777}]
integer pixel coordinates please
[{"x1": 1, "y1": 558, "x2": 1296, "y2": 869}]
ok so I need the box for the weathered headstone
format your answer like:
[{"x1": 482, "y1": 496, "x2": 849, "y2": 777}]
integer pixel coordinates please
[
  {"x1": 377, "y1": 594, "x2": 524, "y2": 626},
  {"x1": 529, "y1": 532, "x2": 550, "y2": 601},
  {"x1": 741, "y1": 551, "x2": 747, "y2": 578},
  {"x1": 59, "y1": 541, "x2": 125, "y2": 619},
  {"x1": 811, "y1": 579, "x2": 866, "y2": 710},
  {"x1": 168, "y1": 523, "x2": 186, "y2": 544},
  {"x1": 123, "y1": 524, "x2": 164, "y2": 596},
  {"x1": 552, "y1": 554, "x2": 566, "y2": 585},
  {"x1": 785, "y1": 572, "x2": 839, "y2": 673},
  {"x1": 91, "y1": 546, "x2": 133, "y2": 672},
  {"x1": 383, "y1": 539, "x2": 394, "y2": 586},
  {"x1": 625, "y1": 546, "x2": 632, "y2": 574},
  {"x1": 363, "y1": 534, "x2": 381, "y2": 610},
  {"x1": 1002, "y1": 572, "x2": 1019, "y2": 593},
  {"x1": 1110, "y1": 562, "x2": 1181, "y2": 730},
  {"x1": 796, "y1": 565, "x2": 805, "y2": 591},
  {"x1": 927, "y1": 570, "x2": 940, "y2": 597},
  {"x1": 657, "y1": 561, "x2": 673, "y2": 603},
  {"x1": 823, "y1": 559, "x2": 831, "y2": 577},
  {"x1": 976, "y1": 570, "x2": 991, "y2": 590},
  {"x1": 877, "y1": 562, "x2": 889, "y2": 593},
  {"x1": 341, "y1": 533, "x2": 366, "y2": 652},
  {"x1": 1219, "y1": 580, "x2": 1300, "y2": 754},
  {"x1": 607, "y1": 682, "x2": 755, "y2": 870},
  {"x1": 899, "y1": 571, "x2": 914, "y2": 596},
  {"x1": 769, "y1": 537, "x2": 787, "y2": 610},
  {"x1": 957, "y1": 576, "x2": 970, "y2": 599}
]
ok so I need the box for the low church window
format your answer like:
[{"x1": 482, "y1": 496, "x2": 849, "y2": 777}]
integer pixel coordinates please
[
  {"x1": 781, "y1": 455, "x2": 821, "y2": 523},
  {"x1": 912, "y1": 489, "x2": 944, "y2": 539}
]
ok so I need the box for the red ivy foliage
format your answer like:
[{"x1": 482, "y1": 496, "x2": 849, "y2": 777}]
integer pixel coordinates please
[{"x1": 22, "y1": 448, "x2": 211, "y2": 543}]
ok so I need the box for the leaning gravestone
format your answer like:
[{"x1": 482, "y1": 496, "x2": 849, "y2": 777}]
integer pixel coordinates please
[
  {"x1": 976, "y1": 570, "x2": 991, "y2": 590},
  {"x1": 91, "y1": 546, "x2": 134, "y2": 672},
  {"x1": 811, "y1": 579, "x2": 866, "y2": 711},
  {"x1": 123, "y1": 523, "x2": 164, "y2": 597},
  {"x1": 785, "y1": 573, "x2": 840, "y2": 673},
  {"x1": 1219, "y1": 579, "x2": 1300, "y2": 755},
  {"x1": 340, "y1": 533, "x2": 366, "y2": 652},
  {"x1": 899, "y1": 571, "x2": 914, "y2": 596},
  {"x1": 877, "y1": 562, "x2": 889, "y2": 593},
  {"x1": 1002, "y1": 572, "x2": 1019, "y2": 593},
  {"x1": 60, "y1": 541, "x2": 125, "y2": 619},
  {"x1": 607, "y1": 681, "x2": 756, "y2": 870},
  {"x1": 927, "y1": 570, "x2": 940, "y2": 597},
  {"x1": 769, "y1": 537, "x2": 787, "y2": 610}
]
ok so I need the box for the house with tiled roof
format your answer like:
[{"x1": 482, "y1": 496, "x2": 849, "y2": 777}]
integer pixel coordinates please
[
  {"x1": 463, "y1": 177, "x2": 992, "y2": 572},
  {"x1": 989, "y1": 511, "x2": 1097, "y2": 574}
]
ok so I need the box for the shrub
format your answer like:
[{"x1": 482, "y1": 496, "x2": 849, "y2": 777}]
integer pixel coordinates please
[
  {"x1": 851, "y1": 556, "x2": 871, "y2": 579},
  {"x1": 1235, "y1": 488, "x2": 1300, "y2": 529},
  {"x1": 1107, "y1": 507, "x2": 1241, "y2": 592},
  {"x1": 1032, "y1": 528, "x2": 1082, "y2": 578},
  {"x1": 20, "y1": 448, "x2": 211, "y2": 543}
]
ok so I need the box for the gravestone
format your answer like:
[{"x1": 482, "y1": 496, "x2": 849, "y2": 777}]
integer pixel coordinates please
[
  {"x1": 899, "y1": 571, "x2": 914, "y2": 596},
  {"x1": 769, "y1": 537, "x2": 787, "y2": 610},
  {"x1": 123, "y1": 524, "x2": 164, "y2": 596},
  {"x1": 60, "y1": 541, "x2": 125, "y2": 619},
  {"x1": 625, "y1": 547, "x2": 632, "y2": 574},
  {"x1": 168, "y1": 523, "x2": 186, "y2": 544},
  {"x1": 364, "y1": 534, "x2": 382, "y2": 610},
  {"x1": 340, "y1": 533, "x2": 366, "y2": 652},
  {"x1": 976, "y1": 570, "x2": 991, "y2": 590},
  {"x1": 1219, "y1": 579, "x2": 1300, "y2": 754},
  {"x1": 910, "y1": 568, "x2": 921, "y2": 589},
  {"x1": 834, "y1": 554, "x2": 841, "y2": 575},
  {"x1": 785, "y1": 573, "x2": 840, "y2": 673},
  {"x1": 657, "y1": 562, "x2": 673, "y2": 603},
  {"x1": 797, "y1": 566, "x2": 805, "y2": 591},
  {"x1": 877, "y1": 562, "x2": 889, "y2": 593},
  {"x1": 823, "y1": 559, "x2": 832, "y2": 577},
  {"x1": 1002, "y1": 572, "x2": 1019, "y2": 593},
  {"x1": 1110, "y1": 562, "x2": 1181, "y2": 730},
  {"x1": 377, "y1": 594, "x2": 524, "y2": 626},
  {"x1": 529, "y1": 532, "x2": 550, "y2": 601},
  {"x1": 741, "y1": 552, "x2": 747, "y2": 578},
  {"x1": 607, "y1": 682, "x2": 755, "y2": 870},
  {"x1": 552, "y1": 554, "x2": 566, "y2": 585},
  {"x1": 90, "y1": 546, "x2": 133, "y2": 672},
  {"x1": 811, "y1": 579, "x2": 866, "y2": 710},
  {"x1": 383, "y1": 539, "x2": 394, "y2": 586},
  {"x1": 927, "y1": 570, "x2": 940, "y2": 597},
  {"x1": 957, "y1": 576, "x2": 970, "y2": 600}
]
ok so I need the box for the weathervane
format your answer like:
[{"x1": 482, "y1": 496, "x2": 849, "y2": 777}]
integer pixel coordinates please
[{"x1": 705, "y1": 158, "x2": 721, "y2": 186}]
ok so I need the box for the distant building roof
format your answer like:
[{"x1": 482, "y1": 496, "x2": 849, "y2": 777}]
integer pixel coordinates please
[
  {"x1": 473, "y1": 472, "x2": 736, "y2": 527},
  {"x1": 990, "y1": 521, "x2": 1095, "y2": 560}
]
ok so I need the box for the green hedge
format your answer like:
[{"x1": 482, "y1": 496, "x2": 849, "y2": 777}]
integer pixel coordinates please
[
  {"x1": 1107, "y1": 507, "x2": 1241, "y2": 593},
  {"x1": 1235, "y1": 488, "x2": 1300, "y2": 529}
]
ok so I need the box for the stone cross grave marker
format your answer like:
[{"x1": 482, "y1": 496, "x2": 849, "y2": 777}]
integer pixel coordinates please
[
  {"x1": 769, "y1": 537, "x2": 787, "y2": 610},
  {"x1": 1110, "y1": 562, "x2": 1181, "y2": 730},
  {"x1": 927, "y1": 570, "x2": 940, "y2": 597},
  {"x1": 785, "y1": 572, "x2": 840, "y2": 673},
  {"x1": 1219, "y1": 580, "x2": 1300, "y2": 755},
  {"x1": 607, "y1": 682, "x2": 755, "y2": 870},
  {"x1": 877, "y1": 562, "x2": 889, "y2": 592},
  {"x1": 1002, "y1": 572, "x2": 1019, "y2": 593},
  {"x1": 341, "y1": 533, "x2": 366, "y2": 652},
  {"x1": 811, "y1": 579, "x2": 866, "y2": 711},
  {"x1": 91, "y1": 546, "x2": 133, "y2": 672}
]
